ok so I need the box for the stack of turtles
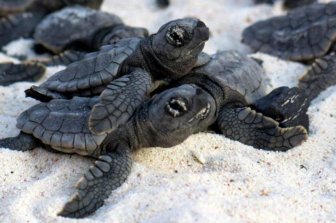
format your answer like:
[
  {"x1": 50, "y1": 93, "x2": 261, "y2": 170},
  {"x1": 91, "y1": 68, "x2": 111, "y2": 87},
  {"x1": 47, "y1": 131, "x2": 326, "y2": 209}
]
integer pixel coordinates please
[{"x1": 0, "y1": 1, "x2": 334, "y2": 219}]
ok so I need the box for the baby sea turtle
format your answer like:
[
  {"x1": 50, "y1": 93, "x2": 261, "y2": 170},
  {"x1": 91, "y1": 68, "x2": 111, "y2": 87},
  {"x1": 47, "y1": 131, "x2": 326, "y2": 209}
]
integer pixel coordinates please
[
  {"x1": 171, "y1": 51, "x2": 307, "y2": 148},
  {"x1": 242, "y1": 2, "x2": 336, "y2": 62},
  {"x1": 0, "y1": 72, "x2": 307, "y2": 218},
  {"x1": 0, "y1": 62, "x2": 45, "y2": 86},
  {"x1": 0, "y1": 0, "x2": 102, "y2": 47},
  {"x1": 26, "y1": 17, "x2": 210, "y2": 134},
  {"x1": 33, "y1": 6, "x2": 148, "y2": 65}
]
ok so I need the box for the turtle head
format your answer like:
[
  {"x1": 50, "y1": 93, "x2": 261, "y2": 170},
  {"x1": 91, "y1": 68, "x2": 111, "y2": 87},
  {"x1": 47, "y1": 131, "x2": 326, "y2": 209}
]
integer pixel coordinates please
[
  {"x1": 150, "y1": 18, "x2": 209, "y2": 76},
  {"x1": 144, "y1": 84, "x2": 216, "y2": 147}
]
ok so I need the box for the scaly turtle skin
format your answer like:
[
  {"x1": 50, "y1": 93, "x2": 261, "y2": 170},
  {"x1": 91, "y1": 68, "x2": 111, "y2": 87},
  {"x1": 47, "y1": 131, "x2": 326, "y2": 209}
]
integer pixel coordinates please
[
  {"x1": 26, "y1": 18, "x2": 210, "y2": 134},
  {"x1": 242, "y1": 2, "x2": 336, "y2": 62},
  {"x1": 0, "y1": 0, "x2": 103, "y2": 47},
  {"x1": 33, "y1": 6, "x2": 148, "y2": 63}
]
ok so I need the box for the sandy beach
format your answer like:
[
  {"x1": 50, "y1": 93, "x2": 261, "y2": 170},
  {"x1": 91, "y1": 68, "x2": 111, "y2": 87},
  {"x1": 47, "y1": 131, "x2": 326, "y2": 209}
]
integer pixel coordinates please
[{"x1": 0, "y1": 0, "x2": 335, "y2": 222}]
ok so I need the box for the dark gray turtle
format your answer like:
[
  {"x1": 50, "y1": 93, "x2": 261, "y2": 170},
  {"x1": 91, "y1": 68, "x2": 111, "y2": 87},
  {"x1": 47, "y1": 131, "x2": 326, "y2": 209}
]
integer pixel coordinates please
[
  {"x1": 0, "y1": 0, "x2": 103, "y2": 47},
  {"x1": 242, "y1": 2, "x2": 336, "y2": 62},
  {"x1": 0, "y1": 76, "x2": 307, "y2": 218},
  {"x1": 26, "y1": 17, "x2": 210, "y2": 134},
  {"x1": 32, "y1": 6, "x2": 148, "y2": 65},
  {"x1": 0, "y1": 62, "x2": 45, "y2": 86},
  {"x1": 254, "y1": 0, "x2": 317, "y2": 9},
  {"x1": 171, "y1": 50, "x2": 310, "y2": 131}
]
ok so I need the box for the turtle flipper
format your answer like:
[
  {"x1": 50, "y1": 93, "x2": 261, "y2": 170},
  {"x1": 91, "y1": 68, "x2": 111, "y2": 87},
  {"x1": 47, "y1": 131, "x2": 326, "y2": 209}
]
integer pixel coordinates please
[
  {"x1": 0, "y1": 11, "x2": 45, "y2": 46},
  {"x1": 252, "y1": 87, "x2": 310, "y2": 130},
  {"x1": 58, "y1": 145, "x2": 132, "y2": 218},
  {"x1": 0, "y1": 62, "x2": 45, "y2": 86},
  {"x1": 37, "y1": 50, "x2": 89, "y2": 66},
  {"x1": 299, "y1": 53, "x2": 336, "y2": 102},
  {"x1": 25, "y1": 85, "x2": 67, "y2": 102},
  {"x1": 216, "y1": 107, "x2": 308, "y2": 151},
  {"x1": 89, "y1": 69, "x2": 152, "y2": 134},
  {"x1": 0, "y1": 132, "x2": 41, "y2": 151}
]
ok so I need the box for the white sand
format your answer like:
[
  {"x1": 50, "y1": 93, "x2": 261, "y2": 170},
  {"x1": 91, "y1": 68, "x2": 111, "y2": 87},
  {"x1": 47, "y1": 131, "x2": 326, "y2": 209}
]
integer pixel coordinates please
[{"x1": 1, "y1": 0, "x2": 336, "y2": 222}]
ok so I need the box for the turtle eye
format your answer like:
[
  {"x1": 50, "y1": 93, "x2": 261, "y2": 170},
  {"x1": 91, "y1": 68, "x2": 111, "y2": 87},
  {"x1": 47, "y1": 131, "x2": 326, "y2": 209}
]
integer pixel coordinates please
[
  {"x1": 165, "y1": 97, "x2": 188, "y2": 117},
  {"x1": 166, "y1": 25, "x2": 188, "y2": 46}
]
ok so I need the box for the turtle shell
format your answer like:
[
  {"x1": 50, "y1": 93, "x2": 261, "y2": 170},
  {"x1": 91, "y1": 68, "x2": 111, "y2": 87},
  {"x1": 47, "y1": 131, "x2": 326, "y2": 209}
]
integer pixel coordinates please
[
  {"x1": 16, "y1": 97, "x2": 106, "y2": 156},
  {"x1": 242, "y1": 2, "x2": 336, "y2": 61},
  {"x1": 34, "y1": 6, "x2": 123, "y2": 53},
  {"x1": 0, "y1": 0, "x2": 35, "y2": 15},
  {"x1": 193, "y1": 51, "x2": 268, "y2": 104},
  {"x1": 39, "y1": 38, "x2": 141, "y2": 97}
]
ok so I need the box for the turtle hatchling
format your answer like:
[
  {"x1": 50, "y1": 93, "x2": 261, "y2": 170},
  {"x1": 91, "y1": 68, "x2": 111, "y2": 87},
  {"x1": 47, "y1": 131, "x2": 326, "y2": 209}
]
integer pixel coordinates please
[
  {"x1": 26, "y1": 17, "x2": 210, "y2": 134},
  {"x1": 0, "y1": 0, "x2": 103, "y2": 47},
  {"x1": 242, "y1": 2, "x2": 336, "y2": 62},
  {"x1": 33, "y1": 5, "x2": 148, "y2": 65},
  {"x1": 164, "y1": 50, "x2": 309, "y2": 147},
  {"x1": 0, "y1": 66, "x2": 308, "y2": 218}
]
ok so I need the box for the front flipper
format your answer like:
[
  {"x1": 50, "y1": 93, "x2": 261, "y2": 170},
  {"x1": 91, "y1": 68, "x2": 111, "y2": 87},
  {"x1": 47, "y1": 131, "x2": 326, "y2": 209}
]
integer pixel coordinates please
[
  {"x1": 58, "y1": 145, "x2": 132, "y2": 218},
  {"x1": 0, "y1": 132, "x2": 41, "y2": 151},
  {"x1": 89, "y1": 69, "x2": 152, "y2": 134},
  {"x1": 252, "y1": 87, "x2": 310, "y2": 130},
  {"x1": 216, "y1": 107, "x2": 307, "y2": 151},
  {"x1": 299, "y1": 53, "x2": 336, "y2": 102},
  {"x1": 25, "y1": 85, "x2": 67, "y2": 102},
  {"x1": 0, "y1": 62, "x2": 45, "y2": 86}
]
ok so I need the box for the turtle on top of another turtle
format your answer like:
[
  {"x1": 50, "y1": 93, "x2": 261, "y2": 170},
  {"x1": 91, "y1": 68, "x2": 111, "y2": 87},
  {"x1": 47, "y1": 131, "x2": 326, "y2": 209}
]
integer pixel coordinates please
[
  {"x1": 242, "y1": 2, "x2": 336, "y2": 62},
  {"x1": 0, "y1": 51, "x2": 309, "y2": 218},
  {"x1": 25, "y1": 17, "x2": 210, "y2": 135}
]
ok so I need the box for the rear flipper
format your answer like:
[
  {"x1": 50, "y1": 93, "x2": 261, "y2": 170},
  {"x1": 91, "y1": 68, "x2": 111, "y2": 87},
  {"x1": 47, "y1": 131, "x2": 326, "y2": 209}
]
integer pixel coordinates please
[
  {"x1": 25, "y1": 85, "x2": 67, "y2": 102},
  {"x1": 216, "y1": 107, "x2": 308, "y2": 151},
  {"x1": 0, "y1": 62, "x2": 45, "y2": 86},
  {"x1": 58, "y1": 144, "x2": 132, "y2": 218},
  {"x1": 0, "y1": 132, "x2": 41, "y2": 151},
  {"x1": 299, "y1": 53, "x2": 336, "y2": 102},
  {"x1": 252, "y1": 87, "x2": 310, "y2": 130},
  {"x1": 36, "y1": 50, "x2": 89, "y2": 66},
  {"x1": 89, "y1": 69, "x2": 152, "y2": 134},
  {"x1": 0, "y1": 11, "x2": 45, "y2": 47}
]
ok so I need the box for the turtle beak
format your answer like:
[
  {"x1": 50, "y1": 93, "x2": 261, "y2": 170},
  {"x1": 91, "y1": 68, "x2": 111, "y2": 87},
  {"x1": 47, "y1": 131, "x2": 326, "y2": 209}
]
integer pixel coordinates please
[{"x1": 195, "y1": 21, "x2": 210, "y2": 42}]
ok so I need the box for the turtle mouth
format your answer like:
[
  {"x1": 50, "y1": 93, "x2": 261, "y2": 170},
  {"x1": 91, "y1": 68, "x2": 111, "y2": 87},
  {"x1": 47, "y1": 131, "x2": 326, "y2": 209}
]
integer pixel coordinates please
[
  {"x1": 188, "y1": 103, "x2": 211, "y2": 123},
  {"x1": 165, "y1": 97, "x2": 189, "y2": 117}
]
